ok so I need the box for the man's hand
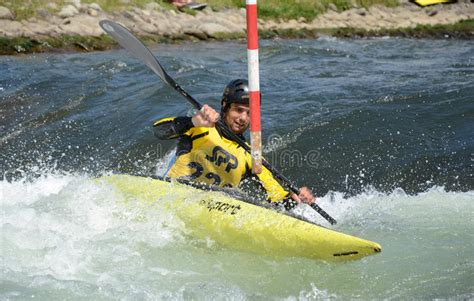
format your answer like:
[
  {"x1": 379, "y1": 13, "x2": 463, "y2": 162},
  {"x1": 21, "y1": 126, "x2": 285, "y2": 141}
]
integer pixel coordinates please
[
  {"x1": 192, "y1": 104, "x2": 220, "y2": 127},
  {"x1": 291, "y1": 186, "x2": 316, "y2": 205}
]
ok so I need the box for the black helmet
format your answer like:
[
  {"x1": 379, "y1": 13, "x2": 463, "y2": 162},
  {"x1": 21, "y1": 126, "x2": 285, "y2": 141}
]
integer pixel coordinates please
[{"x1": 221, "y1": 79, "x2": 249, "y2": 112}]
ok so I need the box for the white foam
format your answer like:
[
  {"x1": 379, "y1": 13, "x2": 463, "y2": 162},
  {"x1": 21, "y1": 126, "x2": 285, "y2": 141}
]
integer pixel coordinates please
[
  {"x1": 152, "y1": 149, "x2": 176, "y2": 177},
  {"x1": 1, "y1": 174, "x2": 74, "y2": 206},
  {"x1": 1, "y1": 173, "x2": 472, "y2": 299},
  {"x1": 296, "y1": 186, "x2": 474, "y2": 228},
  {"x1": 1, "y1": 173, "x2": 186, "y2": 283}
]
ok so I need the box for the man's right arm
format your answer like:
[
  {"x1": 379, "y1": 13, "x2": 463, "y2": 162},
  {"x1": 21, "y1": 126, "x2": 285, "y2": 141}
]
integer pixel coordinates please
[
  {"x1": 153, "y1": 105, "x2": 220, "y2": 140},
  {"x1": 153, "y1": 116, "x2": 194, "y2": 139}
]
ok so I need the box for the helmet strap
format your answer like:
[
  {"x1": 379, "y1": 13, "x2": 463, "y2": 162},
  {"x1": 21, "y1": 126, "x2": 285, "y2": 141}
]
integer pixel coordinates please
[{"x1": 221, "y1": 101, "x2": 231, "y2": 114}]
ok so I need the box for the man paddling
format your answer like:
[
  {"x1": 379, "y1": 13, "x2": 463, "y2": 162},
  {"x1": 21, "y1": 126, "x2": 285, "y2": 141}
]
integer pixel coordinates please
[{"x1": 153, "y1": 79, "x2": 316, "y2": 210}]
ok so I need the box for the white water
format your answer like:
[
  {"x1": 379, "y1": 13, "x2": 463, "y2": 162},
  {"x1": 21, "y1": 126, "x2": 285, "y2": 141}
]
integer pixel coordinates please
[{"x1": 1, "y1": 174, "x2": 473, "y2": 299}]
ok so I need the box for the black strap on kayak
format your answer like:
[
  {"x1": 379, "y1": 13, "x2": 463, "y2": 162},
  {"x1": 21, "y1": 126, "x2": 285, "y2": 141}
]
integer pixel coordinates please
[{"x1": 99, "y1": 20, "x2": 337, "y2": 225}]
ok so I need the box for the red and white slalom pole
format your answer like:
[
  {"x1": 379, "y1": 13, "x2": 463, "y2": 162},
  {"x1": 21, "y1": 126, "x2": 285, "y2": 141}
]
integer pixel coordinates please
[{"x1": 246, "y1": 0, "x2": 262, "y2": 174}]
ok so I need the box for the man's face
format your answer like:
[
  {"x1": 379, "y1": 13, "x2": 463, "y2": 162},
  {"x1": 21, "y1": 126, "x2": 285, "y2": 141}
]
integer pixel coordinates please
[{"x1": 223, "y1": 103, "x2": 250, "y2": 134}]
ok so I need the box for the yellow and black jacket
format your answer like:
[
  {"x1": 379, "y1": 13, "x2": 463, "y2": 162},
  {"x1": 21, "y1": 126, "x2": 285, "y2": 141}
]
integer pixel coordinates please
[{"x1": 153, "y1": 116, "x2": 294, "y2": 206}]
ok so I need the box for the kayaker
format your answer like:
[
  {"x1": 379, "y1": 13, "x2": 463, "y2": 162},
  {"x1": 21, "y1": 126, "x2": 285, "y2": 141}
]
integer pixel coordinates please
[{"x1": 153, "y1": 79, "x2": 316, "y2": 210}]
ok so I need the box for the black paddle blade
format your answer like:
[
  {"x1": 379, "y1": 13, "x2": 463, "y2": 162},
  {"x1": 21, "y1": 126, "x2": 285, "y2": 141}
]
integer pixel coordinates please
[{"x1": 99, "y1": 20, "x2": 176, "y2": 87}]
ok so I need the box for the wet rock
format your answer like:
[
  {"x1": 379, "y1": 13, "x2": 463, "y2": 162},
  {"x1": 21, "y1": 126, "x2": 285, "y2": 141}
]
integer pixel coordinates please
[
  {"x1": 122, "y1": 11, "x2": 134, "y2": 19},
  {"x1": 88, "y1": 3, "x2": 102, "y2": 11},
  {"x1": 59, "y1": 5, "x2": 79, "y2": 18},
  {"x1": 355, "y1": 8, "x2": 367, "y2": 16},
  {"x1": 36, "y1": 8, "x2": 53, "y2": 19},
  {"x1": 151, "y1": 19, "x2": 172, "y2": 34},
  {"x1": 0, "y1": 6, "x2": 14, "y2": 20},
  {"x1": 201, "y1": 15, "x2": 241, "y2": 31},
  {"x1": 47, "y1": 2, "x2": 58, "y2": 10},
  {"x1": 197, "y1": 22, "x2": 233, "y2": 37},
  {"x1": 138, "y1": 22, "x2": 157, "y2": 34},
  {"x1": 145, "y1": 2, "x2": 162, "y2": 11},
  {"x1": 87, "y1": 9, "x2": 98, "y2": 17},
  {"x1": 23, "y1": 19, "x2": 53, "y2": 35},
  {"x1": 185, "y1": 29, "x2": 208, "y2": 40},
  {"x1": 0, "y1": 20, "x2": 20, "y2": 36},
  {"x1": 132, "y1": 7, "x2": 143, "y2": 14},
  {"x1": 427, "y1": 9, "x2": 438, "y2": 16},
  {"x1": 79, "y1": 3, "x2": 101, "y2": 16},
  {"x1": 122, "y1": 10, "x2": 143, "y2": 22},
  {"x1": 65, "y1": 0, "x2": 82, "y2": 9},
  {"x1": 59, "y1": 15, "x2": 103, "y2": 36}
]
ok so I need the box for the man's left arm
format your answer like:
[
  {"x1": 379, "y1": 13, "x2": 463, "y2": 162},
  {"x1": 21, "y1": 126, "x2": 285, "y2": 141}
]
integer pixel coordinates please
[{"x1": 255, "y1": 165, "x2": 316, "y2": 210}]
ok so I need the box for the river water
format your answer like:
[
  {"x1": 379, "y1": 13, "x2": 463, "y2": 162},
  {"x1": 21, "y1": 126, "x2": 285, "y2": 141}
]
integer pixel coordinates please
[{"x1": 1, "y1": 37, "x2": 473, "y2": 299}]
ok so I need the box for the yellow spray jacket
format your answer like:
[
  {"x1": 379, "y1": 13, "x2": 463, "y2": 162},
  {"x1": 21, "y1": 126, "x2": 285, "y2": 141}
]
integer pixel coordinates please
[{"x1": 153, "y1": 116, "x2": 291, "y2": 203}]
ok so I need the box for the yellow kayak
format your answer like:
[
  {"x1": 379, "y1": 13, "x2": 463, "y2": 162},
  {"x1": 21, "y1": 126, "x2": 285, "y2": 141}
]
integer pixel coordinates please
[
  {"x1": 413, "y1": 0, "x2": 454, "y2": 6},
  {"x1": 99, "y1": 174, "x2": 382, "y2": 262}
]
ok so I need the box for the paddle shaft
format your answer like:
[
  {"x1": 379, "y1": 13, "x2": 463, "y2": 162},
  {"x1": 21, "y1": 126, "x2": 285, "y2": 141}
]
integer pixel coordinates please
[{"x1": 99, "y1": 20, "x2": 337, "y2": 225}]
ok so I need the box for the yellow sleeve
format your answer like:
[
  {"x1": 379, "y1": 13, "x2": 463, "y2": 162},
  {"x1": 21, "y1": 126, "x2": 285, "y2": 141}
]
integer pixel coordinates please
[{"x1": 253, "y1": 162, "x2": 290, "y2": 203}]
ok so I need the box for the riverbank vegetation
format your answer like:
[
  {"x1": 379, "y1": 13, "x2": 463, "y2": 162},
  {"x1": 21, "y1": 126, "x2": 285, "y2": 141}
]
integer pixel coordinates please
[
  {"x1": 206, "y1": 0, "x2": 399, "y2": 20},
  {"x1": 1, "y1": 19, "x2": 472, "y2": 55},
  {"x1": 1, "y1": 0, "x2": 472, "y2": 55}
]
